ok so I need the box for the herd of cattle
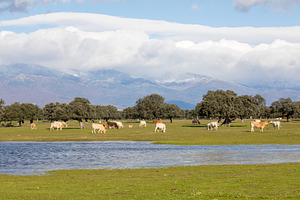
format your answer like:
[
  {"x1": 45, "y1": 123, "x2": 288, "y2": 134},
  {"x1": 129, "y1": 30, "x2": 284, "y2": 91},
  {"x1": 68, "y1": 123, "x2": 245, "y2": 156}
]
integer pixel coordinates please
[
  {"x1": 27, "y1": 119, "x2": 282, "y2": 133},
  {"x1": 204, "y1": 120, "x2": 281, "y2": 132},
  {"x1": 28, "y1": 120, "x2": 167, "y2": 133}
]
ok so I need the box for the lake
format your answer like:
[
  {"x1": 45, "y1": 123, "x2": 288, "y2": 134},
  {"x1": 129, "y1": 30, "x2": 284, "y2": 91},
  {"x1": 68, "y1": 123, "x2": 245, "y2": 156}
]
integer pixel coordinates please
[{"x1": 0, "y1": 141, "x2": 299, "y2": 175}]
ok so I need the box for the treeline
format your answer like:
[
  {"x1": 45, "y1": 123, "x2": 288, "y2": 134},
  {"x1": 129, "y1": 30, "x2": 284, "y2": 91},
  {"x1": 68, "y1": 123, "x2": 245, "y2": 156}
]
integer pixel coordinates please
[{"x1": 0, "y1": 90, "x2": 300, "y2": 126}]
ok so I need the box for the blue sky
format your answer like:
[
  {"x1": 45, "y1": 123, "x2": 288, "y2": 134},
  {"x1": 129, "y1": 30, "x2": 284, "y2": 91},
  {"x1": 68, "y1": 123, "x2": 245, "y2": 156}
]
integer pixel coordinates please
[
  {"x1": 1, "y1": 0, "x2": 300, "y2": 27},
  {"x1": 0, "y1": 0, "x2": 300, "y2": 91}
]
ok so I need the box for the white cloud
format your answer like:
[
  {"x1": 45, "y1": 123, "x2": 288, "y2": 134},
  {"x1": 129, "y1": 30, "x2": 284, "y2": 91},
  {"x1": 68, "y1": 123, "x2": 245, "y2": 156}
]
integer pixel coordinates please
[
  {"x1": 2, "y1": 12, "x2": 300, "y2": 44},
  {"x1": 234, "y1": 0, "x2": 300, "y2": 12},
  {"x1": 0, "y1": 12, "x2": 300, "y2": 89}
]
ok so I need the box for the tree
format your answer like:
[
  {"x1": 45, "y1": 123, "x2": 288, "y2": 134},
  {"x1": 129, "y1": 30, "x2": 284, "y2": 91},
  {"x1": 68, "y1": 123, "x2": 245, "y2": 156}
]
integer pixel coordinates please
[
  {"x1": 237, "y1": 95, "x2": 259, "y2": 122},
  {"x1": 271, "y1": 98, "x2": 296, "y2": 122},
  {"x1": 162, "y1": 103, "x2": 182, "y2": 123},
  {"x1": 20, "y1": 103, "x2": 42, "y2": 123},
  {"x1": 122, "y1": 106, "x2": 139, "y2": 119},
  {"x1": 3, "y1": 102, "x2": 23, "y2": 125},
  {"x1": 196, "y1": 90, "x2": 239, "y2": 125},
  {"x1": 135, "y1": 94, "x2": 165, "y2": 119},
  {"x1": 43, "y1": 102, "x2": 58, "y2": 122},
  {"x1": 68, "y1": 97, "x2": 92, "y2": 122},
  {"x1": 0, "y1": 99, "x2": 5, "y2": 123},
  {"x1": 254, "y1": 94, "x2": 267, "y2": 118}
]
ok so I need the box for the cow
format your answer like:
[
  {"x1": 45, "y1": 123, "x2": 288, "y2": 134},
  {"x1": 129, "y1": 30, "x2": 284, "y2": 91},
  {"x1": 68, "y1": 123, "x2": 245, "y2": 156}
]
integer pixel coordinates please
[
  {"x1": 92, "y1": 123, "x2": 106, "y2": 134},
  {"x1": 62, "y1": 122, "x2": 68, "y2": 128},
  {"x1": 270, "y1": 121, "x2": 281, "y2": 129},
  {"x1": 107, "y1": 122, "x2": 119, "y2": 129},
  {"x1": 154, "y1": 123, "x2": 166, "y2": 132},
  {"x1": 153, "y1": 119, "x2": 162, "y2": 124},
  {"x1": 128, "y1": 125, "x2": 133, "y2": 128},
  {"x1": 139, "y1": 120, "x2": 147, "y2": 127},
  {"x1": 30, "y1": 123, "x2": 37, "y2": 130},
  {"x1": 50, "y1": 122, "x2": 62, "y2": 131},
  {"x1": 250, "y1": 121, "x2": 268, "y2": 132},
  {"x1": 207, "y1": 122, "x2": 218, "y2": 131},
  {"x1": 254, "y1": 119, "x2": 261, "y2": 122},
  {"x1": 113, "y1": 121, "x2": 124, "y2": 128},
  {"x1": 192, "y1": 119, "x2": 200, "y2": 124},
  {"x1": 80, "y1": 122, "x2": 85, "y2": 129}
]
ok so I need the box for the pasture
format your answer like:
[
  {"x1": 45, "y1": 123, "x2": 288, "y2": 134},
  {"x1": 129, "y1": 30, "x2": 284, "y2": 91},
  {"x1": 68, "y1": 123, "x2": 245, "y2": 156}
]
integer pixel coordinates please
[
  {"x1": 0, "y1": 119, "x2": 299, "y2": 199},
  {"x1": 0, "y1": 119, "x2": 299, "y2": 145},
  {"x1": 0, "y1": 163, "x2": 299, "y2": 199}
]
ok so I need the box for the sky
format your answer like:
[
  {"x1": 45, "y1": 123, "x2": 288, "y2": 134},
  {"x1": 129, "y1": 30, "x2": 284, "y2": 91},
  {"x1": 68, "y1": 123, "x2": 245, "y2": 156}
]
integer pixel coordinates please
[{"x1": 0, "y1": 0, "x2": 300, "y2": 90}]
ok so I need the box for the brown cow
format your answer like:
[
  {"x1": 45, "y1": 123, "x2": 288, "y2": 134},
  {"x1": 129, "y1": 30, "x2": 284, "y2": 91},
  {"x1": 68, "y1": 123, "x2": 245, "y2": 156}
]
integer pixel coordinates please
[
  {"x1": 153, "y1": 119, "x2": 162, "y2": 124},
  {"x1": 250, "y1": 121, "x2": 268, "y2": 132},
  {"x1": 107, "y1": 122, "x2": 119, "y2": 129}
]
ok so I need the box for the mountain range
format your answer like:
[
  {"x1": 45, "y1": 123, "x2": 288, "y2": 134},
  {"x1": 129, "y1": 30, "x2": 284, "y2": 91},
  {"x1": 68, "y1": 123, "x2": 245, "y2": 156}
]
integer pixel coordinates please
[{"x1": 0, "y1": 64, "x2": 299, "y2": 109}]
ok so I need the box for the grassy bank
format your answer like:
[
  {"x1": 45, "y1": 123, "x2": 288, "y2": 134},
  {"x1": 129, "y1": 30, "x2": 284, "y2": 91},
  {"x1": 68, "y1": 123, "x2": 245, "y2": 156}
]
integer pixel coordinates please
[
  {"x1": 0, "y1": 119, "x2": 299, "y2": 145},
  {"x1": 0, "y1": 163, "x2": 299, "y2": 199}
]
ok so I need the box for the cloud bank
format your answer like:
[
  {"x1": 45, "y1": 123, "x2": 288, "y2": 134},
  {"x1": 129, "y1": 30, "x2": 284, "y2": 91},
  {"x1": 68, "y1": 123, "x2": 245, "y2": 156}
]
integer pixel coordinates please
[{"x1": 0, "y1": 12, "x2": 300, "y2": 90}]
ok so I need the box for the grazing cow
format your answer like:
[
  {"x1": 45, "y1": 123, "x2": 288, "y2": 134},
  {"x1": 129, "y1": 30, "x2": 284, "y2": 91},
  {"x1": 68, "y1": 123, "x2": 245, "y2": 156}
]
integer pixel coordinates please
[
  {"x1": 270, "y1": 121, "x2": 281, "y2": 129},
  {"x1": 250, "y1": 121, "x2": 268, "y2": 132},
  {"x1": 207, "y1": 122, "x2": 218, "y2": 131},
  {"x1": 128, "y1": 125, "x2": 133, "y2": 128},
  {"x1": 92, "y1": 123, "x2": 106, "y2": 134},
  {"x1": 139, "y1": 120, "x2": 147, "y2": 127},
  {"x1": 192, "y1": 119, "x2": 200, "y2": 124},
  {"x1": 62, "y1": 122, "x2": 68, "y2": 128},
  {"x1": 154, "y1": 123, "x2": 166, "y2": 132},
  {"x1": 113, "y1": 121, "x2": 124, "y2": 128},
  {"x1": 30, "y1": 123, "x2": 37, "y2": 130},
  {"x1": 107, "y1": 122, "x2": 119, "y2": 129},
  {"x1": 153, "y1": 119, "x2": 162, "y2": 124},
  {"x1": 50, "y1": 122, "x2": 62, "y2": 131}
]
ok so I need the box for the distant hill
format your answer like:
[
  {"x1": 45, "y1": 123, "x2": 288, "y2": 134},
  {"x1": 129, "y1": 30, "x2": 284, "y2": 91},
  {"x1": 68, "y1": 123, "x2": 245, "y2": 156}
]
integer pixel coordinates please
[{"x1": 0, "y1": 64, "x2": 299, "y2": 109}]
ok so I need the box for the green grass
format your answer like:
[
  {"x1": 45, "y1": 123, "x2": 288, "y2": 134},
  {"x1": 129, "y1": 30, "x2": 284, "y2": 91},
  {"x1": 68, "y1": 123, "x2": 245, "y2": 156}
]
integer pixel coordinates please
[
  {"x1": 1, "y1": 119, "x2": 299, "y2": 199},
  {"x1": 0, "y1": 119, "x2": 299, "y2": 145},
  {"x1": 0, "y1": 163, "x2": 299, "y2": 199}
]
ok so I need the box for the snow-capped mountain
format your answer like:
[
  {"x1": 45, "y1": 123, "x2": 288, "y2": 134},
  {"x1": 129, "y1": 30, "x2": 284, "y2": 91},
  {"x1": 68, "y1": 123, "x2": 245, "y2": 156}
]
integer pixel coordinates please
[{"x1": 0, "y1": 64, "x2": 299, "y2": 109}]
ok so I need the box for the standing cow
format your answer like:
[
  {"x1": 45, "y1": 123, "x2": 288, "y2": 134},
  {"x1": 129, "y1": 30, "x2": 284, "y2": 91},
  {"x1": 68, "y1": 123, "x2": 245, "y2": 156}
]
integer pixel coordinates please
[
  {"x1": 139, "y1": 120, "x2": 147, "y2": 127},
  {"x1": 50, "y1": 122, "x2": 62, "y2": 131},
  {"x1": 250, "y1": 121, "x2": 268, "y2": 132},
  {"x1": 270, "y1": 121, "x2": 281, "y2": 129},
  {"x1": 207, "y1": 122, "x2": 218, "y2": 131},
  {"x1": 154, "y1": 123, "x2": 166, "y2": 132}
]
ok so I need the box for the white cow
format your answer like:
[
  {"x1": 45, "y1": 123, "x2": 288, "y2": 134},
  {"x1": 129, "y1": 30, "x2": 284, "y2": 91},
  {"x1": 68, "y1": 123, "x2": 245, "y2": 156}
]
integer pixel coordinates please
[
  {"x1": 207, "y1": 122, "x2": 218, "y2": 130},
  {"x1": 50, "y1": 122, "x2": 62, "y2": 131},
  {"x1": 92, "y1": 123, "x2": 106, "y2": 134},
  {"x1": 270, "y1": 121, "x2": 281, "y2": 129},
  {"x1": 154, "y1": 123, "x2": 166, "y2": 132},
  {"x1": 139, "y1": 120, "x2": 147, "y2": 127}
]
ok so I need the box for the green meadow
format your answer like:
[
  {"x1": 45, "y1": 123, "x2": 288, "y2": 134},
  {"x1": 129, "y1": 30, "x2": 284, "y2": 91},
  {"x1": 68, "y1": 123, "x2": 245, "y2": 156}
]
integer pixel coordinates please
[
  {"x1": 0, "y1": 119, "x2": 299, "y2": 145},
  {"x1": 0, "y1": 119, "x2": 299, "y2": 199}
]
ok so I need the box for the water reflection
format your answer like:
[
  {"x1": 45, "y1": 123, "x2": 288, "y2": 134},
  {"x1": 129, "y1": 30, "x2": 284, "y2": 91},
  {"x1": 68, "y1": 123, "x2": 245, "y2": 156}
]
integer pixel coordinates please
[{"x1": 0, "y1": 141, "x2": 299, "y2": 175}]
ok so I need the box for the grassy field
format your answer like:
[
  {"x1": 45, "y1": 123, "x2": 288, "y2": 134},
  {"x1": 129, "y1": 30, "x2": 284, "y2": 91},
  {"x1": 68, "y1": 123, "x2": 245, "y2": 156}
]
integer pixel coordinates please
[
  {"x1": 0, "y1": 163, "x2": 299, "y2": 199},
  {"x1": 1, "y1": 119, "x2": 299, "y2": 199},
  {"x1": 0, "y1": 119, "x2": 299, "y2": 145}
]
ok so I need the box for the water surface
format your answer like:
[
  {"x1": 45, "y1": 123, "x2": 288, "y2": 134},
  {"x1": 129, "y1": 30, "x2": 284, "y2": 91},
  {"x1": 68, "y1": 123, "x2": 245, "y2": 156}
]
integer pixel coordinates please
[{"x1": 0, "y1": 141, "x2": 299, "y2": 175}]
